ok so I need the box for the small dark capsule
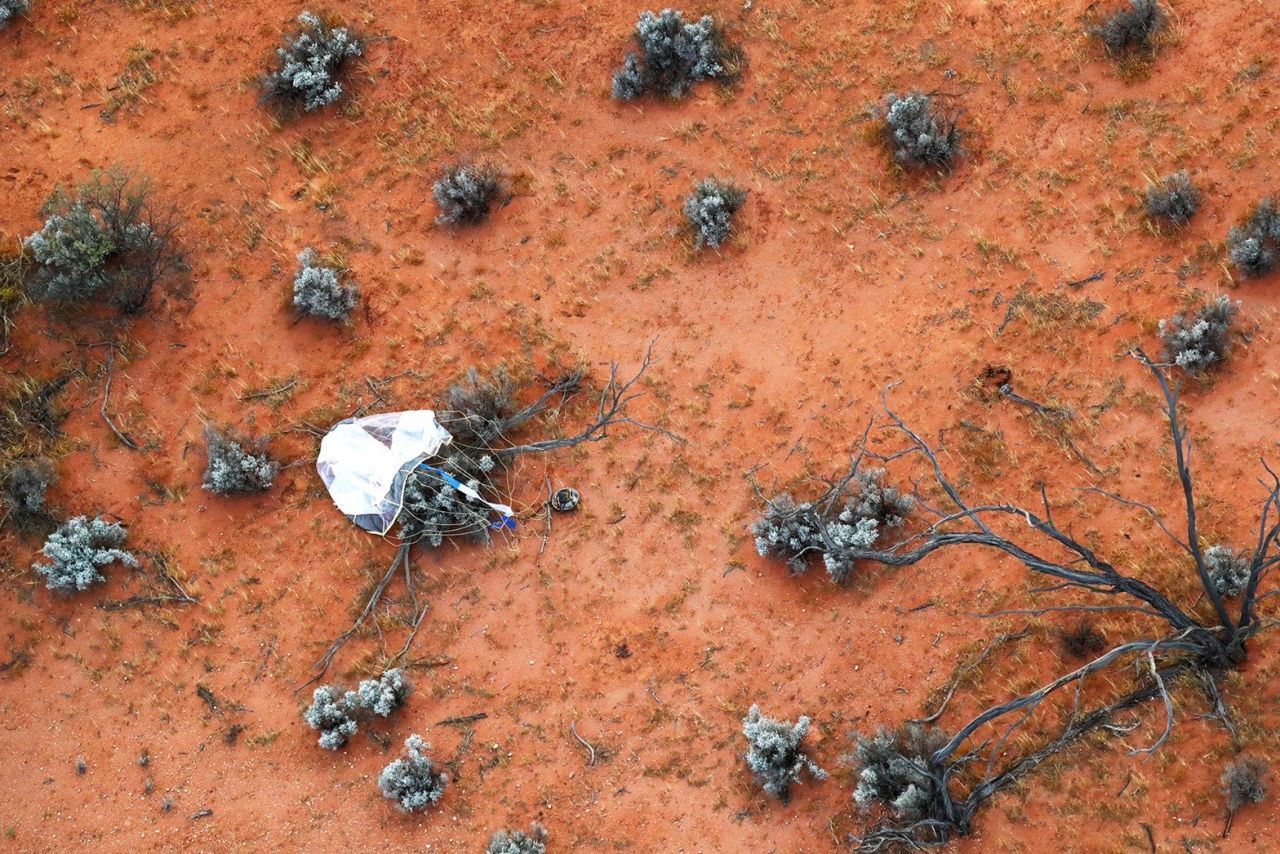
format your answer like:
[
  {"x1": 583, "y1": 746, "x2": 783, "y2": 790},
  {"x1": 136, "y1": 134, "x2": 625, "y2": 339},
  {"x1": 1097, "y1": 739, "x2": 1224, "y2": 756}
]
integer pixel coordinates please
[{"x1": 550, "y1": 487, "x2": 580, "y2": 513}]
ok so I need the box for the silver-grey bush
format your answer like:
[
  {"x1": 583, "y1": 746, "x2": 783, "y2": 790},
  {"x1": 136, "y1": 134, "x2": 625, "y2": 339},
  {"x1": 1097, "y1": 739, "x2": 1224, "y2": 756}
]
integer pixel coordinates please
[
  {"x1": 24, "y1": 170, "x2": 178, "y2": 314},
  {"x1": 355, "y1": 668, "x2": 412, "y2": 717},
  {"x1": 433, "y1": 163, "x2": 504, "y2": 226},
  {"x1": 1158, "y1": 296, "x2": 1237, "y2": 374},
  {"x1": 486, "y1": 825, "x2": 547, "y2": 854},
  {"x1": 2, "y1": 458, "x2": 55, "y2": 534},
  {"x1": 202, "y1": 427, "x2": 278, "y2": 495},
  {"x1": 741, "y1": 705, "x2": 827, "y2": 803},
  {"x1": 1227, "y1": 199, "x2": 1280, "y2": 277},
  {"x1": 303, "y1": 685, "x2": 359, "y2": 750},
  {"x1": 1093, "y1": 0, "x2": 1164, "y2": 55},
  {"x1": 34, "y1": 515, "x2": 138, "y2": 593},
  {"x1": 852, "y1": 725, "x2": 946, "y2": 822},
  {"x1": 0, "y1": 0, "x2": 30, "y2": 29},
  {"x1": 611, "y1": 9, "x2": 737, "y2": 101},
  {"x1": 883, "y1": 92, "x2": 962, "y2": 169},
  {"x1": 1146, "y1": 171, "x2": 1199, "y2": 225},
  {"x1": 1206, "y1": 545, "x2": 1251, "y2": 598},
  {"x1": 684, "y1": 178, "x2": 746, "y2": 249},
  {"x1": 293, "y1": 249, "x2": 357, "y2": 321},
  {"x1": 262, "y1": 12, "x2": 363, "y2": 113},
  {"x1": 378, "y1": 735, "x2": 447, "y2": 812},
  {"x1": 1222, "y1": 756, "x2": 1267, "y2": 816},
  {"x1": 753, "y1": 469, "x2": 913, "y2": 582}
]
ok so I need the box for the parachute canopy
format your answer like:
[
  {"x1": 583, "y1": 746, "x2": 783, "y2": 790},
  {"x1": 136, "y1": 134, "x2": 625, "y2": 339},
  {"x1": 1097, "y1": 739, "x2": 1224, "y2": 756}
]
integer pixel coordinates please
[{"x1": 316, "y1": 410, "x2": 514, "y2": 536}]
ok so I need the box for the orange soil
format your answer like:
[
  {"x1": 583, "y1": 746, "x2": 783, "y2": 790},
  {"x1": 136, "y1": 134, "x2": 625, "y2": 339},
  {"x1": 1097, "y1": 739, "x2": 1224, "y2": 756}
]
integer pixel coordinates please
[{"x1": 1, "y1": 0, "x2": 1278, "y2": 851}]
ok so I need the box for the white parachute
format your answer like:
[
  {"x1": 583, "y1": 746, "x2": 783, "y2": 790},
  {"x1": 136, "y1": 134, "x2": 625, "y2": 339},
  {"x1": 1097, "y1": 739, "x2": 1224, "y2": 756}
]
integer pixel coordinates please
[{"x1": 316, "y1": 410, "x2": 515, "y2": 536}]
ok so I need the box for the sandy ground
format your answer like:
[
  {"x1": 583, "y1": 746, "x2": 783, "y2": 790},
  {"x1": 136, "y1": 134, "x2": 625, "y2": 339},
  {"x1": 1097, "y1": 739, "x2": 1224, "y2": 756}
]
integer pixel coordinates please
[{"x1": 1, "y1": 0, "x2": 1278, "y2": 851}]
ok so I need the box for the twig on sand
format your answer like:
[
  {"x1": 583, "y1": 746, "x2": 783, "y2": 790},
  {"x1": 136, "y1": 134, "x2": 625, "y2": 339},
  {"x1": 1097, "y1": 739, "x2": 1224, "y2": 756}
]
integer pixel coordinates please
[
  {"x1": 101, "y1": 351, "x2": 140, "y2": 450},
  {"x1": 570, "y1": 720, "x2": 597, "y2": 766},
  {"x1": 297, "y1": 542, "x2": 412, "y2": 694}
]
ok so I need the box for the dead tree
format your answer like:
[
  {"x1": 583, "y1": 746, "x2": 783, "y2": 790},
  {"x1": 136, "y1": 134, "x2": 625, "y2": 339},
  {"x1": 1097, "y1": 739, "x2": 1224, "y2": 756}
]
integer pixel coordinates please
[{"x1": 754, "y1": 352, "x2": 1279, "y2": 849}]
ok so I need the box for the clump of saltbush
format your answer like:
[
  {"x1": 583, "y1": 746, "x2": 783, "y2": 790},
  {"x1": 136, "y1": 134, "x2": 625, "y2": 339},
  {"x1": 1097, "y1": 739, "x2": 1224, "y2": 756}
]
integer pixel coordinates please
[
  {"x1": 1146, "y1": 171, "x2": 1199, "y2": 226},
  {"x1": 741, "y1": 705, "x2": 827, "y2": 803},
  {"x1": 395, "y1": 367, "x2": 524, "y2": 547},
  {"x1": 302, "y1": 668, "x2": 413, "y2": 748},
  {"x1": 852, "y1": 724, "x2": 947, "y2": 822},
  {"x1": 487, "y1": 824, "x2": 548, "y2": 854},
  {"x1": 1227, "y1": 199, "x2": 1280, "y2": 278},
  {"x1": 356, "y1": 667, "x2": 413, "y2": 717},
  {"x1": 379, "y1": 734, "x2": 448, "y2": 812},
  {"x1": 684, "y1": 178, "x2": 746, "y2": 250},
  {"x1": 1093, "y1": 0, "x2": 1165, "y2": 55},
  {"x1": 1207, "y1": 545, "x2": 1251, "y2": 598},
  {"x1": 262, "y1": 12, "x2": 362, "y2": 113},
  {"x1": 753, "y1": 468, "x2": 913, "y2": 582},
  {"x1": 23, "y1": 169, "x2": 179, "y2": 314},
  {"x1": 611, "y1": 9, "x2": 740, "y2": 101},
  {"x1": 1222, "y1": 756, "x2": 1268, "y2": 818},
  {"x1": 293, "y1": 249, "x2": 357, "y2": 321},
  {"x1": 1158, "y1": 296, "x2": 1237, "y2": 375},
  {"x1": 303, "y1": 685, "x2": 359, "y2": 750},
  {"x1": 433, "y1": 162, "x2": 505, "y2": 226},
  {"x1": 882, "y1": 92, "x2": 962, "y2": 170},
  {"x1": 2, "y1": 458, "x2": 56, "y2": 535},
  {"x1": 201, "y1": 427, "x2": 278, "y2": 496},
  {"x1": 397, "y1": 449, "x2": 499, "y2": 548},
  {"x1": 33, "y1": 516, "x2": 138, "y2": 594},
  {"x1": 1, "y1": 0, "x2": 30, "y2": 29}
]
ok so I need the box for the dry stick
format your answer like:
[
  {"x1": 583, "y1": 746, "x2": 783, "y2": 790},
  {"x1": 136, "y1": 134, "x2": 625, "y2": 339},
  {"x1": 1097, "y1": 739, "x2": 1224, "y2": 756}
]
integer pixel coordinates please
[
  {"x1": 496, "y1": 341, "x2": 683, "y2": 460},
  {"x1": 1064, "y1": 271, "x2": 1105, "y2": 288},
  {"x1": 998, "y1": 383, "x2": 1102, "y2": 475},
  {"x1": 100, "y1": 351, "x2": 140, "y2": 450},
  {"x1": 296, "y1": 542, "x2": 411, "y2": 694},
  {"x1": 98, "y1": 552, "x2": 197, "y2": 610},
  {"x1": 998, "y1": 384, "x2": 1071, "y2": 422},
  {"x1": 536, "y1": 475, "x2": 554, "y2": 560},
  {"x1": 910, "y1": 630, "x2": 1028, "y2": 725},
  {"x1": 238, "y1": 379, "x2": 297, "y2": 401},
  {"x1": 388, "y1": 600, "x2": 430, "y2": 668},
  {"x1": 569, "y1": 720, "x2": 596, "y2": 766}
]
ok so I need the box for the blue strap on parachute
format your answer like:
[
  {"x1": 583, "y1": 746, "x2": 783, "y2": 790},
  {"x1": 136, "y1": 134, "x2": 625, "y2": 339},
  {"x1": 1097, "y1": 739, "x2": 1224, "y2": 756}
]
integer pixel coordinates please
[{"x1": 417, "y1": 463, "x2": 517, "y2": 531}]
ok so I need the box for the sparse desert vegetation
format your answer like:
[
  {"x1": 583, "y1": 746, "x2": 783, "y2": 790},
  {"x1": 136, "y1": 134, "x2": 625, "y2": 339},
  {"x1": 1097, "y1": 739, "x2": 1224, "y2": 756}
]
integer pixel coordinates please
[
  {"x1": 611, "y1": 9, "x2": 741, "y2": 101},
  {"x1": 201, "y1": 426, "x2": 278, "y2": 495},
  {"x1": 1158, "y1": 295, "x2": 1237, "y2": 374},
  {"x1": 33, "y1": 516, "x2": 138, "y2": 594},
  {"x1": 881, "y1": 91, "x2": 963, "y2": 170},
  {"x1": 1227, "y1": 199, "x2": 1280, "y2": 278},
  {"x1": 684, "y1": 178, "x2": 747, "y2": 249},
  {"x1": 1, "y1": 1, "x2": 1277, "y2": 851},
  {"x1": 378, "y1": 735, "x2": 448, "y2": 812},
  {"x1": 0, "y1": 0, "x2": 29, "y2": 29},
  {"x1": 22, "y1": 169, "x2": 180, "y2": 314},
  {"x1": 1092, "y1": 0, "x2": 1166, "y2": 57},
  {"x1": 261, "y1": 12, "x2": 363, "y2": 114},
  {"x1": 432, "y1": 162, "x2": 506, "y2": 226},
  {"x1": 1145, "y1": 170, "x2": 1200, "y2": 225},
  {"x1": 293, "y1": 248, "x2": 357, "y2": 321}
]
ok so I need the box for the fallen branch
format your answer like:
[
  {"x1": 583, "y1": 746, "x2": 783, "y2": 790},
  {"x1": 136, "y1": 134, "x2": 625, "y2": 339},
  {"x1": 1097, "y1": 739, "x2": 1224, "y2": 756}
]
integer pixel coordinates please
[
  {"x1": 570, "y1": 720, "x2": 597, "y2": 766},
  {"x1": 238, "y1": 378, "x2": 297, "y2": 401},
  {"x1": 100, "y1": 351, "x2": 140, "y2": 451},
  {"x1": 296, "y1": 542, "x2": 411, "y2": 694}
]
